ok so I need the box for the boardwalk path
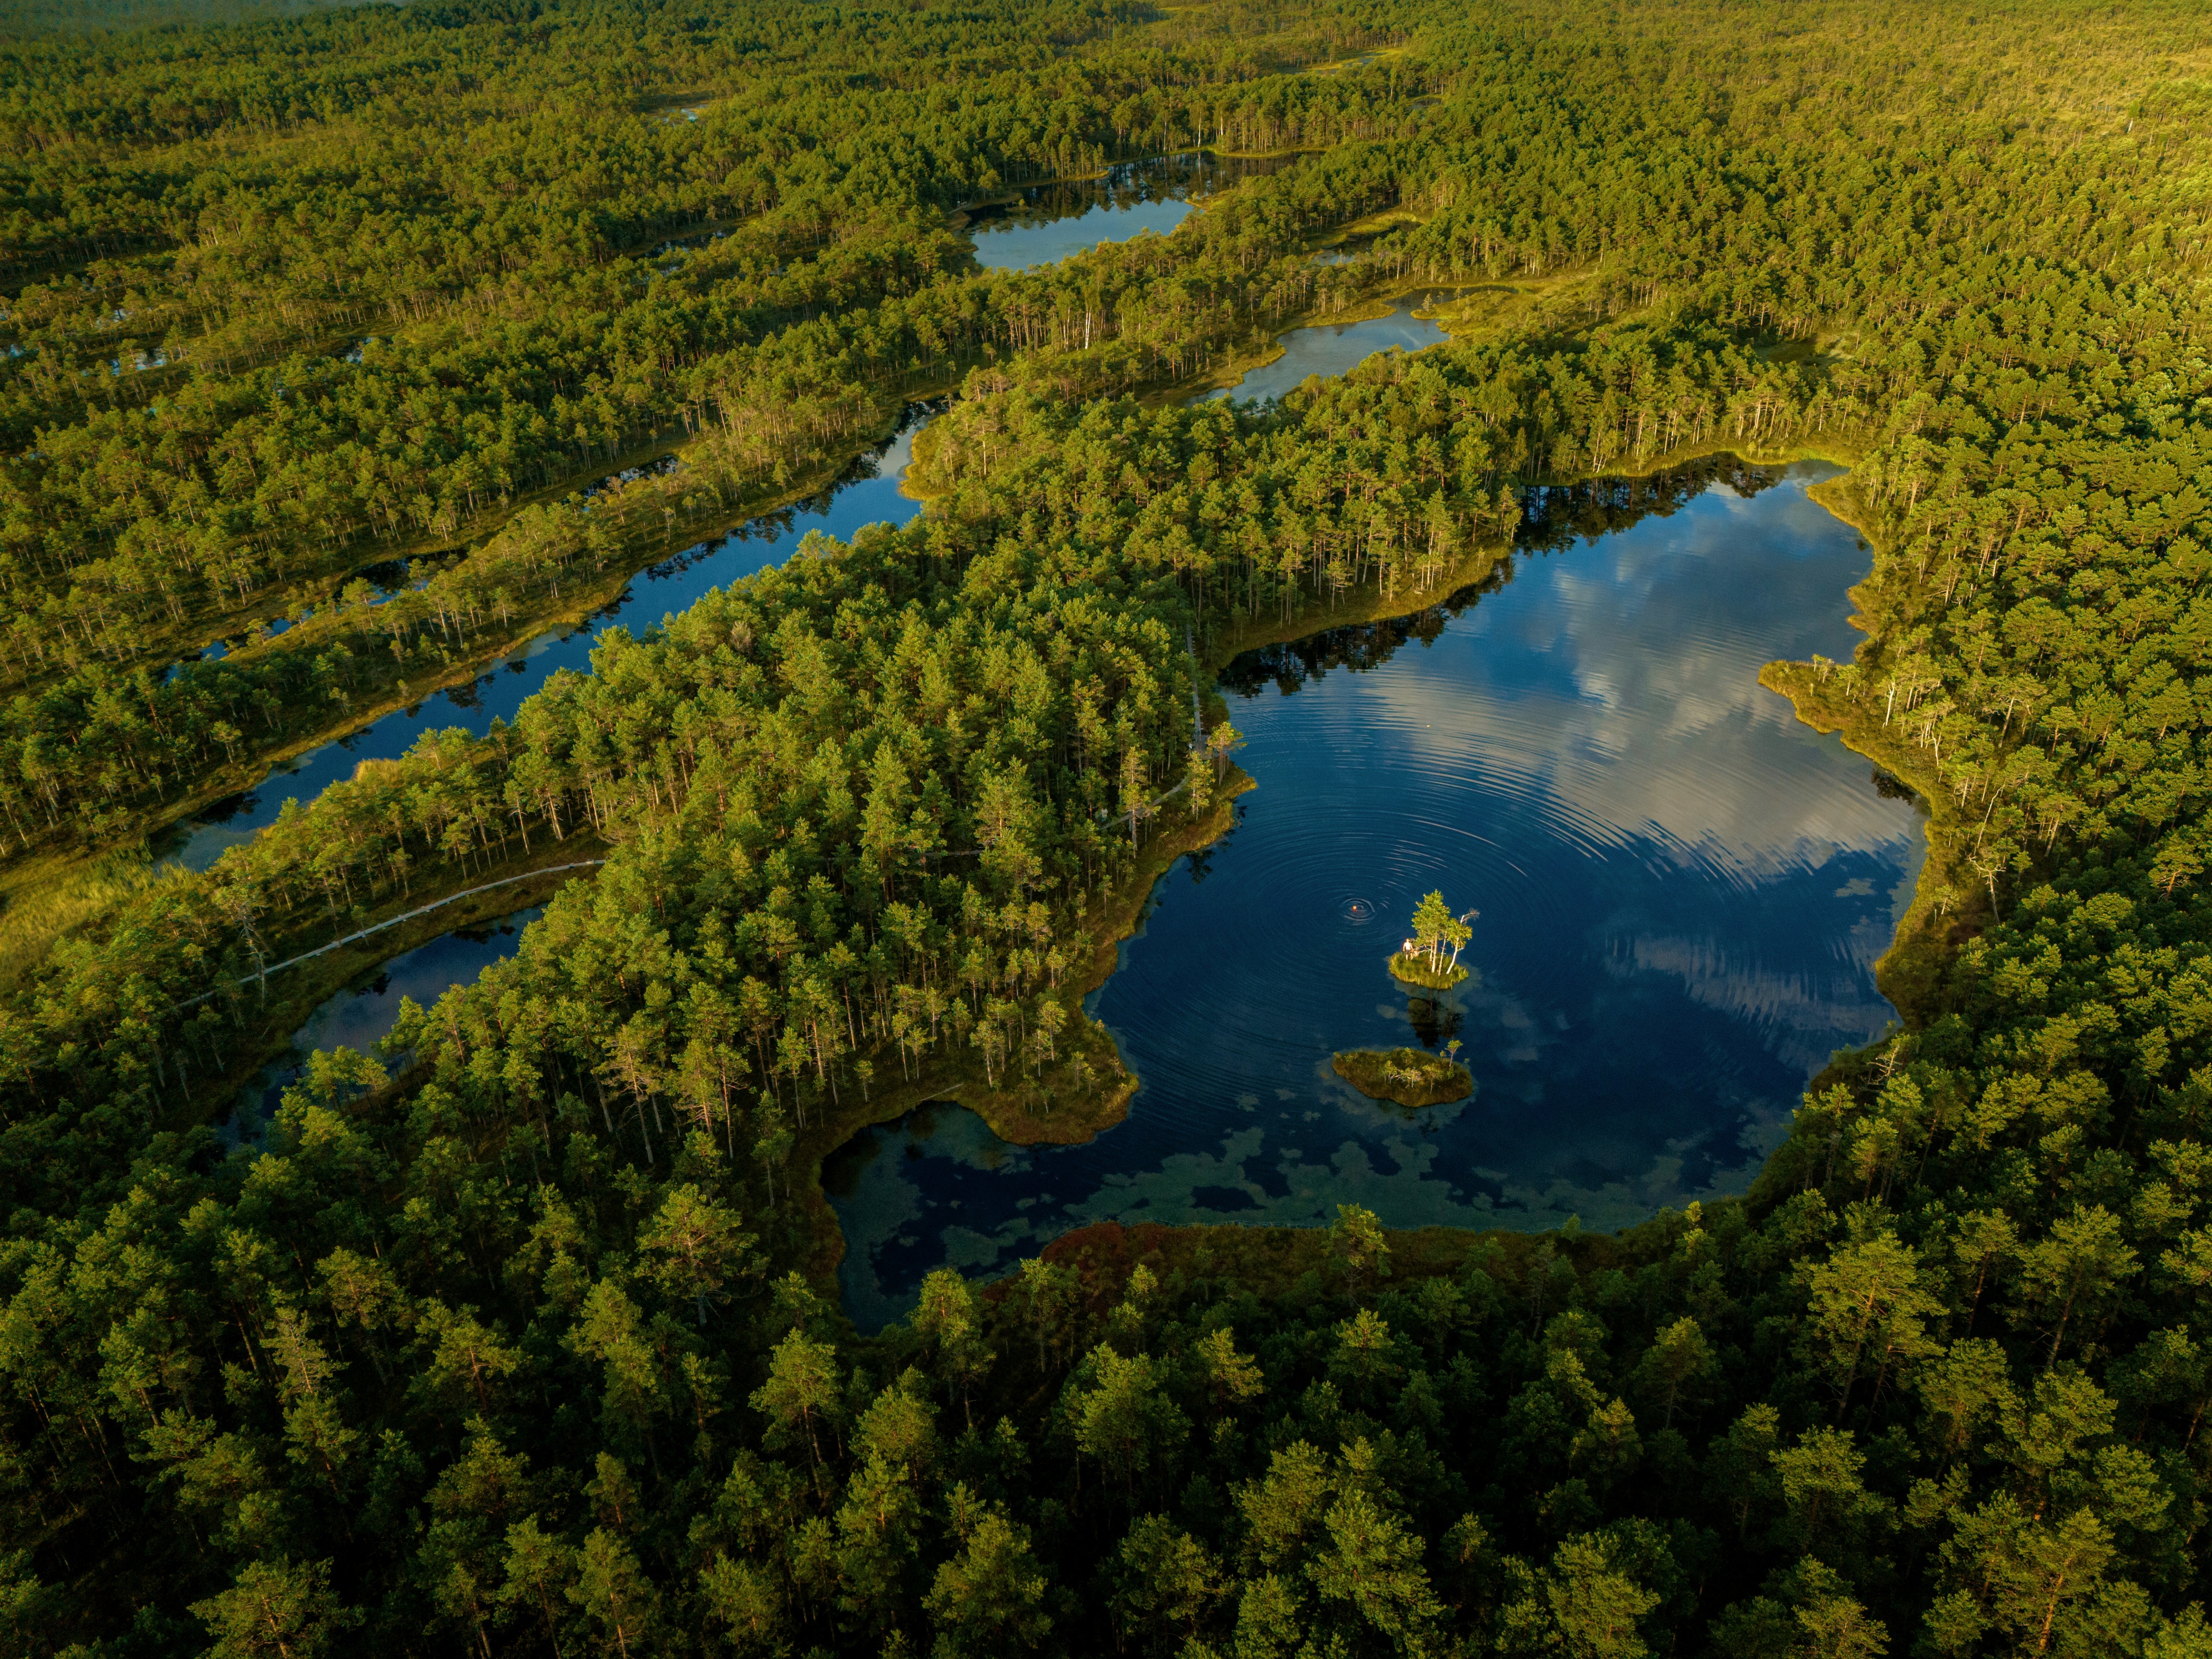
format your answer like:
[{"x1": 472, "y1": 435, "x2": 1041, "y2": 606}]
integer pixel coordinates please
[{"x1": 172, "y1": 858, "x2": 606, "y2": 1013}]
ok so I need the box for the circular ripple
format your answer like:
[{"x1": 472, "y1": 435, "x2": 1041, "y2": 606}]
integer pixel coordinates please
[{"x1": 1339, "y1": 896, "x2": 1380, "y2": 925}]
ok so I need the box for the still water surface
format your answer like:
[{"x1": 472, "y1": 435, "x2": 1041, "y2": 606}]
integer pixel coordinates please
[
  {"x1": 825, "y1": 459, "x2": 1926, "y2": 1330},
  {"x1": 164, "y1": 412, "x2": 933, "y2": 870},
  {"x1": 165, "y1": 172, "x2": 1409, "y2": 873},
  {"x1": 224, "y1": 906, "x2": 541, "y2": 1142},
  {"x1": 964, "y1": 153, "x2": 1287, "y2": 272},
  {"x1": 1205, "y1": 293, "x2": 1449, "y2": 404},
  {"x1": 205, "y1": 171, "x2": 1437, "y2": 1134},
  {"x1": 215, "y1": 175, "x2": 1486, "y2": 1167}
]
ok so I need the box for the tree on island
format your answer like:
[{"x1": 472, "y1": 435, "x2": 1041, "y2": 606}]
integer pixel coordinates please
[
  {"x1": 1205, "y1": 719, "x2": 1244, "y2": 782},
  {"x1": 1404, "y1": 891, "x2": 1474, "y2": 977}
]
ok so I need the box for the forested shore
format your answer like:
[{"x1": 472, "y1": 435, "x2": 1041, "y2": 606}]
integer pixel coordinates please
[
  {"x1": 0, "y1": 1, "x2": 1412, "y2": 878},
  {"x1": 4, "y1": 1, "x2": 2212, "y2": 1657}
]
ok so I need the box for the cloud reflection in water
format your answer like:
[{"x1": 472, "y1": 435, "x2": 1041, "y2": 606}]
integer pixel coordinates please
[{"x1": 825, "y1": 460, "x2": 1926, "y2": 1331}]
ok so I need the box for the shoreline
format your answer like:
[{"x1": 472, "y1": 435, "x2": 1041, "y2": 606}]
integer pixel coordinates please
[
  {"x1": 787, "y1": 766, "x2": 1260, "y2": 1281},
  {"x1": 0, "y1": 395, "x2": 951, "y2": 963},
  {"x1": 165, "y1": 831, "x2": 611, "y2": 1128},
  {"x1": 804, "y1": 440, "x2": 1968, "y2": 1317}
]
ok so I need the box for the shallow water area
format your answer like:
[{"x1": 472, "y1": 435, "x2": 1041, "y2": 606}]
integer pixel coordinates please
[
  {"x1": 220, "y1": 906, "x2": 541, "y2": 1146},
  {"x1": 1203, "y1": 291, "x2": 1450, "y2": 403},
  {"x1": 161, "y1": 409, "x2": 933, "y2": 871},
  {"x1": 826, "y1": 459, "x2": 1928, "y2": 1331},
  {"x1": 964, "y1": 153, "x2": 1286, "y2": 272}
]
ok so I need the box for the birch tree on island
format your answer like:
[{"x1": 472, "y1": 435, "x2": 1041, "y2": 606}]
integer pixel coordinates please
[{"x1": 1402, "y1": 890, "x2": 1474, "y2": 976}]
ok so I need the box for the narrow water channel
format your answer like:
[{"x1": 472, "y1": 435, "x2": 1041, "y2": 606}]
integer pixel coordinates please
[
  {"x1": 163, "y1": 410, "x2": 933, "y2": 871},
  {"x1": 222, "y1": 906, "x2": 542, "y2": 1143},
  {"x1": 199, "y1": 157, "x2": 1345, "y2": 1139},
  {"x1": 162, "y1": 170, "x2": 1400, "y2": 875},
  {"x1": 824, "y1": 458, "x2": 1927, "y2": 1331}
]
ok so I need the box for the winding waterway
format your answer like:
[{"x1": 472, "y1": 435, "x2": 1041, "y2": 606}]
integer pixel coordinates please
[
  {"x1": 161, "y1": 411, "x2": 933, "y2": 872},
  {"x1": 206, "y1": 167, "x2": 1430, "y2": 1135},
  {"x1": 160, "y1": 156, "x2": 1333, "y2": 873},
  {"x1": 215, "y1": 204, "x2": 1911, "y2": 1300},
  {"x1": 824, "y1": 458, "x2": 1928, "y2": 1330}
]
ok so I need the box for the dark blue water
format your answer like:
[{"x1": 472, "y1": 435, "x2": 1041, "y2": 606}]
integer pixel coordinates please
[
  {"x1": 222, "y1": 906, "x2": 541, "y2": 1143},
  {"x1": 1205, "y1": 293, "x2": 1450, "y2": 404},
  {"x1": 165, "y1": 411, "x2": 931, "y2": 870},
  {"x1": 825, "y1": 459, "x2": 1927, "y2": 1330},
  {"x1": 965, "y1": 153, "x2": 1286, "y2": 272},
  {"x1": 159, "y1": 155, "x2": 1310, "y2": 874}
]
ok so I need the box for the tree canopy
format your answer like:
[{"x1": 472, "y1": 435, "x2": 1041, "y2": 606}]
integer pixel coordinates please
[{"x1": 5, "y1": 0, "x2": 2212, "y2": 1656}]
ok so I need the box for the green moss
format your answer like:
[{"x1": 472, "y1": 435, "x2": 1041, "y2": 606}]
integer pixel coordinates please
[
  {"x1": 1332, "y1": 1046, "x2": 1472, "y2": 1107},
  {"x1": 1388, "y1": 951, "x2": 1468, "y2": 990}
]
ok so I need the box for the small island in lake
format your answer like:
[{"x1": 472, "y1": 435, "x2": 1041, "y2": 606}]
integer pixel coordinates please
[
  {"x1": 1333, "y1": 1045, "x2": 1474, "y2": 1107},
  {"x1": 1388, "y1": 888, "x2": 1475, "y2": 988}
]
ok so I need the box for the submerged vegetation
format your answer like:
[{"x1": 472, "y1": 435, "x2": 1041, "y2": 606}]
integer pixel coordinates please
[
  {"x1": 0, "y1": 0, "x2": 2210, "y2": 1656},
  {"x1": 1332, "y1": 1043, "x2": 1472, "y2": 1106}
]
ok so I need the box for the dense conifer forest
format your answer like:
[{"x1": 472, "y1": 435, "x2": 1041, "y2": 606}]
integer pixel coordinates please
[{"x1": 4, "y1": 0, "x2": 2212, "y2": 1654}]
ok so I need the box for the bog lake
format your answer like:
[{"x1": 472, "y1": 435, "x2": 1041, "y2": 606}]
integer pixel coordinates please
[
  {"x1": 823, "y1": 460, "x2": 1925, "y2": 1328},
  {"x1": 203, "y1": 165, "x2": 1926, "y2": 1323}
]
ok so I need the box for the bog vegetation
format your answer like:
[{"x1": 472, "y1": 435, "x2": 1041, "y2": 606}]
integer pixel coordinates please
[
  {"x1": 1331, "y1": 1044, "x2": 1471, "y2": 1107},
  {"x1": 2, "y1": 1, "x2": 2211, "y2": 1657}
]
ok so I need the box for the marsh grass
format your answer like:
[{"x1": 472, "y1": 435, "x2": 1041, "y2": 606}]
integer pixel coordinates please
[{"x1": 0, "y1": 850, "x2": 169, "y2": 993}]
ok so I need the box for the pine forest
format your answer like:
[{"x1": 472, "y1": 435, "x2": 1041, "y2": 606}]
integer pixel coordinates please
[{"x1": 2, "y1": 1, "x2": 2212, "y2": 1656}]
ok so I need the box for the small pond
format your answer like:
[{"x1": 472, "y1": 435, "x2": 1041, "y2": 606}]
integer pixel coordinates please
[
  {"x1": 964, "y1": 152, "x2": 1287, "y2": 272},
  {"x1": 1204, "y1": 291, "x2": 1450, "y2": 403},
  {"x1": 221, "y1": 906, "x2": 541, "y2": 1144},
  {"x1": 163, "y1": 409, "x2": 933, "y2": 871},
  {"x1": 825, "y1": 458, "x2": 1927, "y2": 1330}
]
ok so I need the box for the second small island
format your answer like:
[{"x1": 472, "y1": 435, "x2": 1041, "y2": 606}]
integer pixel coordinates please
[{"x1": 1332, "y1": 1045, "x2": 1474, "y2": 1108}]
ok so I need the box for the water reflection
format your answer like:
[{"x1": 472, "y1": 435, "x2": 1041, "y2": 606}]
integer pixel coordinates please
[
  {"x1": 222, "y1": 906, "x2": 541, "y2": 1145},
  {"x1": 965, "y1": 152, "x2": 1288, "y2": 272},
  {"x1": 163, "y1": 409, "x2": 933, "y2": 870},
  {"x1": 825, "y1": 459, "x2": 1925, "y2": 1331},
  {"x1": 1204, "y1": 292, "x2": 1450, "y2": 404}
]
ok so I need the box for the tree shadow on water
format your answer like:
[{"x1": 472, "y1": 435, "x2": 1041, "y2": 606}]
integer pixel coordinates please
[{"x1": 1219, "y1": 456, "x2": 1791, "y2": 699}]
